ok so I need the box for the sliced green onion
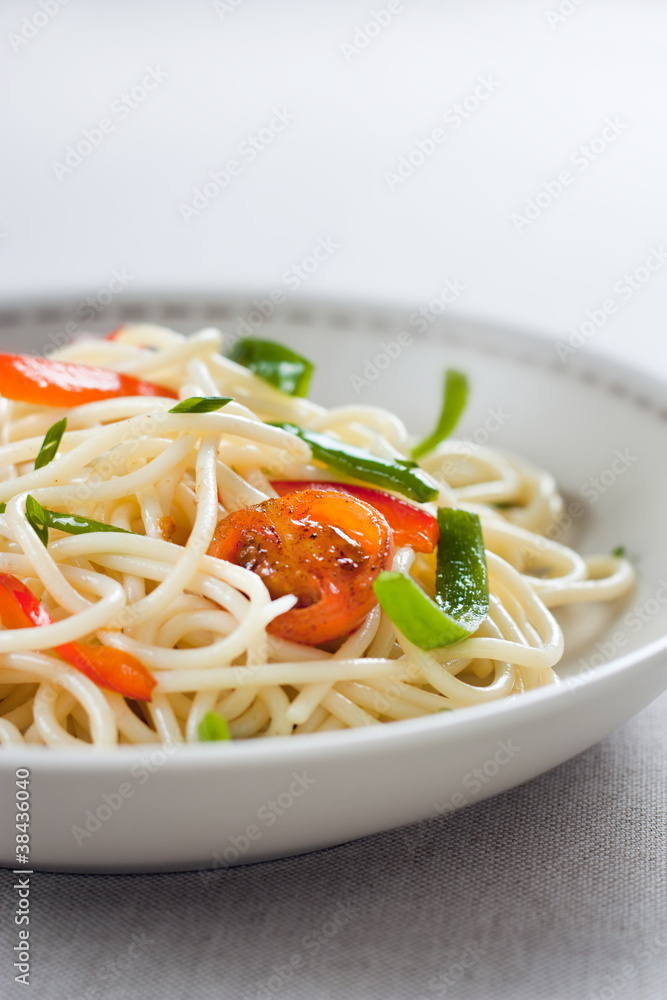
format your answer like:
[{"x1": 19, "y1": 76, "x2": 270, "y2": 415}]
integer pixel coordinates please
[
  {"x1": 168, "y1": 396, "x2": 233, "y2": 414},
  {"x1": 0, "y1": 503, "x2": 5, "y2": 514},
  {"x1": 34, "y1": 417, "x2": 67, "y2": 470},
  {"x1": 373, "y1": 508, "x2": 489, "y2": 649},
  {"x1": 273, "y1": 424, "x2": 439, "y2": 504},
  {"x1": 612, "y1": 545, "x2": 626, "y2": 558},
  {"x1": 25, "y1": 495, "x2": 49, "y2": 547},
  {"x1": 25, "y1": 495, "x2": 134, "y2": 546},
  {"x1": 43, "y1": 510, "x2": 133, "y2": 536},
  {"x1": 229, "y1": 337, "x2": 314, "y2": 397},
  {"x1": 411, "y1": 370, "x2": 469, "y2": 460},
  {"x1": 198, "y1": 711, "x2": 232, "y2": 742}
]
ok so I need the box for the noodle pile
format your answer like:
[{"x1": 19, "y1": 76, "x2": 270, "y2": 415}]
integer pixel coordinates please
[{"x1": 0, "y1": 324, "x2": 634, "y2": 748}]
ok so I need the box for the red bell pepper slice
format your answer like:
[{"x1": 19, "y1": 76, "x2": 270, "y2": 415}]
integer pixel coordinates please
[
  {"x1": 104, "y1": 326, "x2": 126, "y2": 341},
  {"x1": 0, "y1": 353, "x2": 176, "y2": 407},
  {"x1": 0, "y1": 573, "x2": 155, "y2": 701},
  {"x1": 270, "y1": 480, "x2": 439, "y2": 553}
]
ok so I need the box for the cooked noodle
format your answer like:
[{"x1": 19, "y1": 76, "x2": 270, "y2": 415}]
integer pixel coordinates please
[{"x1": 0, "y1": 324, "x2": 635, "y2": 747}]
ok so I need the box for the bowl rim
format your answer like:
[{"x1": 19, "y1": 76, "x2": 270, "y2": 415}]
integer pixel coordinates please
[{"x1": 1, "y1": 298, "x2": 666, "y2": 769}]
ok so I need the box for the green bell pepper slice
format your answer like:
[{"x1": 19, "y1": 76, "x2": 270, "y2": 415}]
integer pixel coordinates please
[
  {"x1": 229, "y1": 338, "x2": 314, "y2": 397},
  {"x1": 273, "y1": 424, "x2": 440, "y2": 503},
  {"x1": 373, "y1": 508, "x2": 489, "y2": 648}
]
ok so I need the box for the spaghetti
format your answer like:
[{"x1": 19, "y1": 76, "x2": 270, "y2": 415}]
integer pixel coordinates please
[{"x1": 0, "y1": 324, "x2": 634, "y2": 748}]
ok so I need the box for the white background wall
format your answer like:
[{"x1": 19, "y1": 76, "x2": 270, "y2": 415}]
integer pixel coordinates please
[{"x1": 2, "y1": 0, "x2": 666, "y2": 371}]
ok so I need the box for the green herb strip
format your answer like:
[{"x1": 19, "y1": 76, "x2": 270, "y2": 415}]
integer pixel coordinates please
[
  {"x1": 412, "y1": 370, "x2": 469, "y2": 460},
  {"x1": 274, "y1": 423, "x2": 440, "y2": 504},
  {"x1": 34, "y1": 417, "x2": 67, "y2": 470},
  {"x1": 25, "y1": 494, "x2": 134, "y2": 546},
  {"x1": 168, "y1": 396, "x2": 233, "y2": 413},
  {"x1": 25, "y1": 495, "x2": 49, "y2": 547},
  {"x1": 373, "y1": 509, "x2": 489, "y2": 649},
  {"x1": 229, "y1": 338, "x2": 314, "y2": 397}
]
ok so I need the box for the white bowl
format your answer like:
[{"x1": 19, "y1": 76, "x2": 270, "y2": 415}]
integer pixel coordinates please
[{"x1": 1, "y1": 296, "x2": 666, "y2": 873}]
